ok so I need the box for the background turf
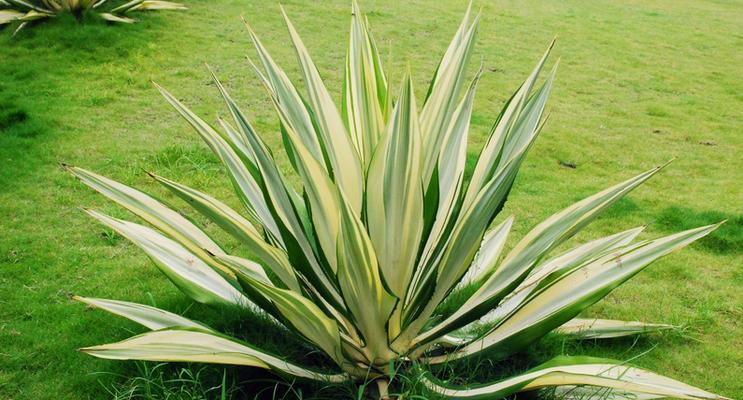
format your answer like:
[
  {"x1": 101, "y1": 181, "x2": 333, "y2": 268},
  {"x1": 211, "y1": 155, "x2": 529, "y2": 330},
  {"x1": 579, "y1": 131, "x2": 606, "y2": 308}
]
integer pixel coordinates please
[{"x1": 0, "y1": 0, "x2": 740, "y2": 398}]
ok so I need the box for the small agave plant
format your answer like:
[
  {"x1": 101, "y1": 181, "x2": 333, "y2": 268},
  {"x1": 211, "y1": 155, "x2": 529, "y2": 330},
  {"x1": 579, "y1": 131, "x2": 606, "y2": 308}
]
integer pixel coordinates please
[
  {"x1": 66, "y1": 2, "x2": 727, "y2": 399},
  {"x1": 0, "y1": 0, "x2": 185, "y2": 35}
]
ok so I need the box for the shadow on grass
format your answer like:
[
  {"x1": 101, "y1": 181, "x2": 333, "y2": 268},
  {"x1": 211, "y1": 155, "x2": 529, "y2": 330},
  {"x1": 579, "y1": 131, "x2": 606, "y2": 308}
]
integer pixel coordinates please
[
  {"x1": 2, "y1": 12, "x2": 161, "y2": 55},
  {"x1": 595, "y1": 198, "x2": 739, "y2": 255},
  {"x1": 0, "y1": 12, "x2": 164, "y2": 190},
  {"x1": 655, "y1": 206, "x2": 742, "y2": 255}
]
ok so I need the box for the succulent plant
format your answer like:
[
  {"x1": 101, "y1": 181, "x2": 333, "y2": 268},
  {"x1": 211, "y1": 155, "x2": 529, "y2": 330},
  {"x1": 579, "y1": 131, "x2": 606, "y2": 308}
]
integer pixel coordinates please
[
  {"x1": 66, "y1": 2, "x2": 726, "y2": 399},
  {"x1": 0, "y1": 0, "x2": 185, "y2": 35}
]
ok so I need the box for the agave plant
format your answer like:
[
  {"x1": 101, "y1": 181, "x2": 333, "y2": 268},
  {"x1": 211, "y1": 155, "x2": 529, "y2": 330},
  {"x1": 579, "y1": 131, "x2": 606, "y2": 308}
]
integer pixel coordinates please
[
  {"x1": 0, "y1": 0, "x2": 185, "y2": 35},
  {"x1": 66, "y1": 2, "x2": 727, "y2": 399}
]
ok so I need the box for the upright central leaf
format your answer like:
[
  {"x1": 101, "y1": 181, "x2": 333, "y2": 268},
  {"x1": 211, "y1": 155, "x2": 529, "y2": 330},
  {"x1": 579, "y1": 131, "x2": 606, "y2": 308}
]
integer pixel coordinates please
[
  {"x1": 419, "y1": 7, "x2": 478, "y2": 186},
  {"x1": 337, "y1": 191, "x2": 396, "y2": 363},
  {"x1": 282, "y1": 8, "x2": 364, "y2": 213},
  {"x1": 367, "y1": 74, "x2": 423, "y2": 301},
  {"x1": 343, "y1": 0, "x2": 389, "y2": 168}
]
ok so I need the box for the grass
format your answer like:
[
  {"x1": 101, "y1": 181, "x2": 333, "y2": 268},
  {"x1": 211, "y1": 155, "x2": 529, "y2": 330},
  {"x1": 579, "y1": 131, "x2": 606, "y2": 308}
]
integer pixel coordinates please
[{"x1": 0, "y1": 0, "x2": 741, "y2": 398}]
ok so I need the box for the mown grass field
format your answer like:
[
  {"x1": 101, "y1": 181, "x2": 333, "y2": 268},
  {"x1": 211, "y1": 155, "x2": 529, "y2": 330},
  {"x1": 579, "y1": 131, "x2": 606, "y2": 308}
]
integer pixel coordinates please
[{"x1": 1, "y1": 0, "x2": 741, "y2": 399}]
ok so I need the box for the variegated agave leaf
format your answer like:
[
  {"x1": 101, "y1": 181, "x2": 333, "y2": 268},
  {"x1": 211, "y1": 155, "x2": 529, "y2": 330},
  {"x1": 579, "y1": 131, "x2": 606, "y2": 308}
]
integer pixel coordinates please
[
  {"x1": 0, "y1": 0, "x2": 185, "y2": 34},
  {"x1": 67, "y1": 2, "x2": 728, "y2": 399}
]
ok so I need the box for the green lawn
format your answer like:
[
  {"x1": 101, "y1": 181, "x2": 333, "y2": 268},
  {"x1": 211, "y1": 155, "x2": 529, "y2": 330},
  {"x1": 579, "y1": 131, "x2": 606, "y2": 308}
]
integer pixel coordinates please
[{"x1": 1, "y1": 0, "x2": 741, "y2": 399}]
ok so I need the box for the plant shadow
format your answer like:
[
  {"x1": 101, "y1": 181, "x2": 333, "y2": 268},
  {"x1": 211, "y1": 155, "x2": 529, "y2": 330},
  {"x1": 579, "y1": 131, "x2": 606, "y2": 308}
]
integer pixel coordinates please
[{"x1": 0, "y1": 11, "x2": 167, "y2": 190}]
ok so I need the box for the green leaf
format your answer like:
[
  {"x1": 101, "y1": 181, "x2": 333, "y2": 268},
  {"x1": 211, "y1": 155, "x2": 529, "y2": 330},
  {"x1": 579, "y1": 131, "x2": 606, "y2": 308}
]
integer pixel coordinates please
[
  {"x1": 245, "y1": 21, "x2": 327, "y2": 173},
  {"x1": 424, "y1": 226, "x2": 645, "y2": 355},
  {"x1": 226, "y1": 262, "x2": 344, "y2": 365},
  {"x1": 132, "y1": 1, "x2": 186, "y2": 11},
  {"x1": 150, "y1": 173, "x2": 301, "y2": 292},
  {"x1": 81, "y1": 328, "x2": 349, "y2": 383},
  {"x1": 457, "y1": 216, "x2": 514, "y2": 289},
  {"x1": 73, "y1": 296, "x2": 211, "y2": 331},
  {"x1": 84, "y1": 210, "x2": 249, "y2": 306},
  {"x1": 401, "y1": 64, "x2": 557, "y2": 343},
  {"x1": 98, "y1": 12, "x2": 134, "y2": 23},
  {"x1": 216, "y1": 116, "x2": 257, "y2": 166},
  {"x1": 245, "y1": 46, "x2": 346, "y2": 279},
  {"x1": 211, "y1": 254, "x2": 273, "y2": 287},
  {"x1": 280, "y1": 116, "x2": 344, "y2": 276},
  {"x1": 17, "y1": 8, "x2": 50, "y2": 21},
  {"x1": 281, "y1": 7, "x2": 364, "y2": 212},
  {"x1": 0, "y1": 10, "x2": 24, "y2": 25},
  {"x1": 477, "y1": 226, "x2": 646, "y2": 326},
  {"x1": 66, "y1": 165, "x2": 237, "y2": 284},
  {"x1": 422, "y1": 356, "x2": 728, "y2": 400},
  {"x1": 415, "y1": 71, "x2": 483, "y2": 298},
  {"x1": 464, "y1": 40, "x2": 555, "y2": 205},
  {"x1": 154, "y1": 83, "x2": 285, "y2": 247},
  {"x1": 420, "y1": 7, "x2": 478, "y2": 186},
  {"x1": 366, "y1": 73, "x2": 423, "y2": 300},
  {"x1": 207, "y1": 70, "x2": 341, "y2": 305},
  {"x1": 336, "y1": 189, "x2": 396, "y2": 362},
  {"x1": 343, "y1": 0, "x2": 388, "y2": 168},
  {"x1": 555, "y1": 318, "x2": 676, "y2": 339},
  {"x1": 397, "y1": 156, "x2": 524, "y2": 351},
  {"x1": 429, "y1": 165, "x2": 667, "y2": 342},
  {"x1": 430, "y1": 223, "x2": 720, "y2": 362}
]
